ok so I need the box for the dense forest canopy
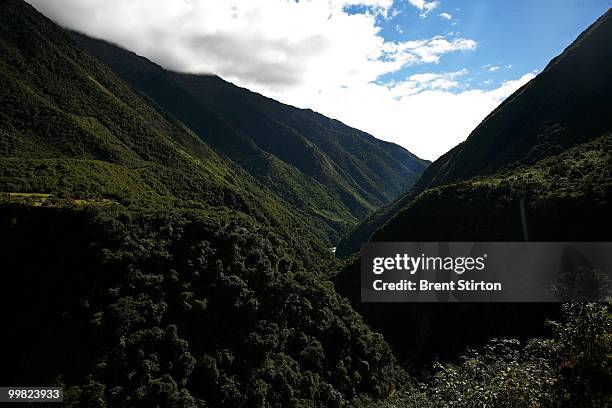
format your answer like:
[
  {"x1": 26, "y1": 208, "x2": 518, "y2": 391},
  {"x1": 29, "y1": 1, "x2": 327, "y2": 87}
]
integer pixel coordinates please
[{"x1": 0, "y1": 204, "x2": 404, "y2": 407}]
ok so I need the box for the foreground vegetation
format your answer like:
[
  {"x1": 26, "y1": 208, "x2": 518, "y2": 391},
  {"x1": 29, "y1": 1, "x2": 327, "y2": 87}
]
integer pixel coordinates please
[
  {"x1": 0, "y1": 203, "x2": 404, "y2": 407},
  {"x1": 3, "y1": 200, "x2": 610, "y2": 408},
  {"x1": 372, "y1": 303, "x2": 612, "y2": 408}
]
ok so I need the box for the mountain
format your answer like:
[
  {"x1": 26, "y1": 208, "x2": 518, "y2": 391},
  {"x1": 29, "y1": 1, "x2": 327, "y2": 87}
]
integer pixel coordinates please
[
  {"x1": 0, "y1": 1, "x2": 405, "y2": 405},
  {"x1": 337, "y1": 8, "x2": 612, "y2": 256},
  {"x1": 0, "y1": 0, "x2": 335, "y2": 252},
  {"x1": 334, "y1": 9, "x2": 612, "y2": 363},
  {"x1": 69, "y1": 32, "x2": 429, "y2": 241}
]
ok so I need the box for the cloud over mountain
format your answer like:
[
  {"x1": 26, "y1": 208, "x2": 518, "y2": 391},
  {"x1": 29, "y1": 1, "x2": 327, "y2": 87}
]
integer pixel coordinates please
[{"x1": 26, "y1": 0, "x2": 535, "y2": 159}]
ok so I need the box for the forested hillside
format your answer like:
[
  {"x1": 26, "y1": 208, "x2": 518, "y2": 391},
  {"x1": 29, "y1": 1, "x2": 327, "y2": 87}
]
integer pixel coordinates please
[
  {"x1": 334, "y1": 133, "x2": 610, "y2": 365},
  {"x1": 0, "y1": 0, "x2": 405, "y2": 405},
  {"x1": 0, "y1": 0, "x2": 334, "y2": 251},
  {"x1": 0, "y1": 204, "x2": 404, "y2": 406},
  {"x1": 69, "y1": 32, "x2": 429, "y2": 240}
]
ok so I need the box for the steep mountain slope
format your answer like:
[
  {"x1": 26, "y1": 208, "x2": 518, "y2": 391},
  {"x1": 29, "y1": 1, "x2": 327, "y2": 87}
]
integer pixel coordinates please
[
  {"x1": 0, "y1": 1, "x2": 405, "y2": 405},
  {"x1": 337, "y1": 8, "x2": 612, "y2": 256},
  {"x1": 334, "y1": 9, "x2": 612, "y2": 364},
  {"x1": 0, "y1": 0, "x2": 338, "y2": 252},
  {"x1": 69, "y1": 32, "x2": 429, "y2": 240},
  {"x1": 412, "y1": 8, "x2": 611, "y2": 192}
]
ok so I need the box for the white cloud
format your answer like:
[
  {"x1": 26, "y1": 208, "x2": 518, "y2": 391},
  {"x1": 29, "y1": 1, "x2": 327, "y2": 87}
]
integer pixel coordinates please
[
  {"x1": 388, "y1": 69, "x2": 468, "y2": 97},
  {"x1": 341, "y1": 0, "x2": 395, "y2": 17},
  {"x1": 287, "y1": 72, "x2": 536, "y2": 160},
  {"x1": 26, "y1": 0, "x2": 469, "y2": 92},
  {"x1": 439, "y1": 12, "x2": 452, "y2": 20},
  {"x1": 407, "y1": 0, "x2": 440, "y2": 18},
  {"x1": 484, "y1": 63, "x2": 514, "y2": 72},
  {"x1": 25, "y1": 0, "x2": 534, "y2": 160},
  {"x1": 342, "y1": 0, "x2": 394, "y2": 7},
  {"x1": 382, "y1": 36, "x2": 477, "y2": 65}
]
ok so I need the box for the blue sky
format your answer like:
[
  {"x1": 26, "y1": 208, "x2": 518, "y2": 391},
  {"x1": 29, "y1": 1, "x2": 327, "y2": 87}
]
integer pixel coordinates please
[
  {"x1": 29, "y1": 0, "x2": 611, "y2": 159},
  {"x1": 373, "y1": 0, "x2": 611, "y2": 92}
]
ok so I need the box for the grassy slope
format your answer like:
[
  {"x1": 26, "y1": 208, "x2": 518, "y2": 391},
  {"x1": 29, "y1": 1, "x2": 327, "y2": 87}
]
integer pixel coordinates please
[{"x1": 412, "y1": 8, "x2": 612, "y2": 192}]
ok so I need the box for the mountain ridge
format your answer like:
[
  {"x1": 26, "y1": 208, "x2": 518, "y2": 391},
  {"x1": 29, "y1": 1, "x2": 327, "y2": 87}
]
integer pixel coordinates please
[{"x1": 69, "y1": 31, "x2": 429, "y2": 241}]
